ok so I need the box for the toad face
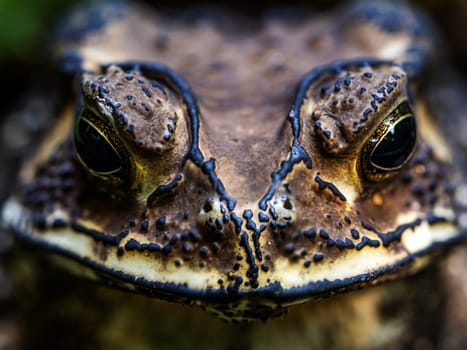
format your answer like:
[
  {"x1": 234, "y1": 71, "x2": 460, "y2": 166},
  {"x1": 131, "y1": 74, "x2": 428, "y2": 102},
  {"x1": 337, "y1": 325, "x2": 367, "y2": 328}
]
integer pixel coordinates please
[{"x1": 2, "y1": 1, "x2": 465, "y2": 321}]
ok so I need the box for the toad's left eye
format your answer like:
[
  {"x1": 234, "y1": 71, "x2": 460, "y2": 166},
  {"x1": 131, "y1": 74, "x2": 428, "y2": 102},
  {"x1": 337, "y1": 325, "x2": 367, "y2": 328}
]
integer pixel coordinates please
[
  {"x1": 370, "y1": 113, "x2": 416, "y2": 170},
  {"x1": 362, "y1": 101, "x2": 416, "y2": 181}
]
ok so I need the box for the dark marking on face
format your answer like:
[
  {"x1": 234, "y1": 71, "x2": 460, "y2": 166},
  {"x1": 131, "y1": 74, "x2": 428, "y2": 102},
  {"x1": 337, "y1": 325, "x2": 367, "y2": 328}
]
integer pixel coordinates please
[
  {"x1": 71, "y1": 222, "x2": 129, "y2": 246},
  {"x1": 147, "y1": 174, "x2": 183, "y2": 206},
  {"x1": 314, "y1": 175, "x2": 347, "y2": 202}
]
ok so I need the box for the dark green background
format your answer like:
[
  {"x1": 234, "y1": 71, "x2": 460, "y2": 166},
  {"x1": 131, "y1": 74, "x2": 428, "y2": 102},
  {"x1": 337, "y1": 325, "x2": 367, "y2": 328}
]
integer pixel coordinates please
[{"x1": 0, "y1": 0, "x2": 466, "y2": 63}]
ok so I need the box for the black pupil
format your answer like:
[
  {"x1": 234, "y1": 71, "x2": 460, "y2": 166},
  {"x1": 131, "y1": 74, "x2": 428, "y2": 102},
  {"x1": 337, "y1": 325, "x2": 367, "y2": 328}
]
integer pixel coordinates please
[
  {"x1": 75, "y1": 118, "x2": 122, "y2": 173},
  {"x1": 371, "y1": 116, "x2": 416, "y2": 169}
]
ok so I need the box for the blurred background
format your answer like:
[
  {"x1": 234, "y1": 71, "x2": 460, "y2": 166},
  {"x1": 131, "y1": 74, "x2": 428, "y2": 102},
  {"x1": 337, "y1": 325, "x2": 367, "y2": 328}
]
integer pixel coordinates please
[
  {"x1": 1, "y1": 0, "x2": 467, "y2": 65},
  {"x1": 0, "y1": 0, "x2": 466, "y2": 105}
]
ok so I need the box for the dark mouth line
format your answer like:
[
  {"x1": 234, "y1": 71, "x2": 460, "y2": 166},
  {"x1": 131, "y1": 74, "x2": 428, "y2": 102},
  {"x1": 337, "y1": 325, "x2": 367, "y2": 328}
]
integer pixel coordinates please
[
  {"x1": 361, "y1": 218, "x2": 424, "y2": 246},
  {"x1": 11, "y1": 219, "x2": 467, "y2": 305}
]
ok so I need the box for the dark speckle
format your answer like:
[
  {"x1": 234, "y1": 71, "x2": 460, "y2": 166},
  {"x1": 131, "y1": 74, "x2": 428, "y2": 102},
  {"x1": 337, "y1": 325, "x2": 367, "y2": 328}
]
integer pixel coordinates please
[
  {"x1": 162, "y1": 244, "x2": 172, "y2": 255},
  {"x1": 320, "y1": 84, "x2": 330, "y2": 97},
  {"x1": 313, "y1": 253, "x2": 324, "y2": 262},
  {"x1": 169, "y1": 234, "x2": 179, "y2": 246},
  {"x1": 412, "y1": 184, "x2": 425, "y2": 197},
  {"x1": 258, "y1": 212, "x2": 269, "y2": 222},
  {"x1": 142, "y1": 87, "x2": 152, "y2": 97},
  {"x1": 167, "y1": 124, "x2": 174, "y2": 134},
  {"x1": 211, "y1": 242, "x2": 220, "y2": 252},
  {"x1": 284, "y1": 243, "x2": 295, "y2": 254},
  {"x1": 126, "y1": 124, "x2": 136, "y2": 138},
  {"x1": 319, "y1": 229, "x2": 329, "y2": 240},
  {"x1": 269, "y1": 207, "x2": 279, "y2": 220},
  {"x1": 361, "y1": 108, "x2": 372, "y2": 122},
  {"x1": 315, "y1": 175, "x2": 346, "y2": 201},
  {"x1": 141, "y1": 102, "x2": 151, "y2": 112},
  {"x1": 356, "y1": 236, "x2": 381, "y2": 250},
  {"x1": 334, "y1": 78, "x2": 343, "y2": 92},
  {"x1": 370, "y1": 100, "x2": 378, "y2": 112},
  {"x1": 335, "y1": 239, "x2": 346, "y2": 250},
  {"x1": 345, "y1": 238, "x2": 355, "y2": 249},
  {"x1": 199, "y1": 246, "x2": 209, "y2": 257},
  {"x1": 155, "y1": 34, "x2": 169, "y2": 49},
  {"x1": 209, "y1": 61, "x2": 227, "y2": 71},
  {"x1": 181, "y1": 242, "x2": 191, "y2": 253},
  {"x1": 156, "y1": 216, "x2": 167, "y2": 228},
  {"x1": 189, "y1": 231, "x2": 200, "y2": 242},
  {"x1": 303, "y1": 228, "x2": 316, "y2": 240},
  {"x1": 354, "y1": 125, "x2": 364, "y2": 133},
  {"x1": 140, "y1": 219, "x2": 149, "y2": 233},
  {"x1": 351, "y1": 229, "x2": 360, "y2": 239}
]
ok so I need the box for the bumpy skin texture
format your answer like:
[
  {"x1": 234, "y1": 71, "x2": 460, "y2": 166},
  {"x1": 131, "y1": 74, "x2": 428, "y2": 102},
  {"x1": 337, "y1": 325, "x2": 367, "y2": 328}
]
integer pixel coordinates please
[{"x1": 1, "y1": 1, "x2": 465, "y2": 321}]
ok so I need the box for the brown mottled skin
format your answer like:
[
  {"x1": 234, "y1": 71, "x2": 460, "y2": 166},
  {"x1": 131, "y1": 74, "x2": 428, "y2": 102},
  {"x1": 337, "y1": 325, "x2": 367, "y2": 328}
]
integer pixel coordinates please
[{"x1": 1, "y1": 1, "x2": 466, "y2": 345}]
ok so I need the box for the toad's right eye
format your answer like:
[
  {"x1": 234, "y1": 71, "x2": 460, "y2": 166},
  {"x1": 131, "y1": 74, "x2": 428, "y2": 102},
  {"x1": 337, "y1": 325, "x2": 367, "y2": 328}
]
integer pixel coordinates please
[{"x1": 74, "y1": 107, "x2": 132, "y2": 185}]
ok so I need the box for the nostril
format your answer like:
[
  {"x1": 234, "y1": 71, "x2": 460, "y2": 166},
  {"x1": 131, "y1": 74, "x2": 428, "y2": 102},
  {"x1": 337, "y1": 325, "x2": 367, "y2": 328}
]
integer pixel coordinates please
[
  {"x1": 203, "y1": 200, "x2": 213, "y2": 213},
  {"x1": 283, "y1": 198, "x2": 293, "y2": 210},
  {"x1": 270, "y1": 194, "x2": 297, "y2": 225},
  {"x1": 198, "y1": 197, "x2": 225, "y2": 232}
]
